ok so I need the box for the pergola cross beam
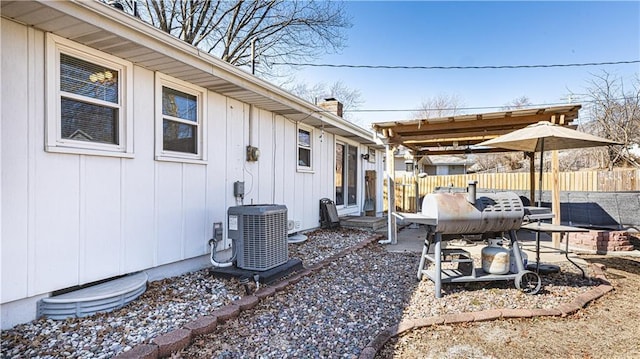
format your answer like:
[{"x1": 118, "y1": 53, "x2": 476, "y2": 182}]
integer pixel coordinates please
[{"x1": 371, "y1": 104, "x2": 582, "y2": 245}]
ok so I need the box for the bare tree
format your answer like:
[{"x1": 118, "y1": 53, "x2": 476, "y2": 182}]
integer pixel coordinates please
[
  {"x1": 287, "y1": 81, "x2": 363, "y2": 121},
  {"x1": 572, "y1": 71, "x2": 640, "y2": 169},
  {"x1": 473, "y1": 96, "x2": 535, "y2": 172},
  {"x1": 136, "y1": 0, "x2": 351, "y2": 76},
  {"x1": 413, "y1": 93, "x2": 465, "y2": 119},
  {"x1": 502, "y1": 95, "x2": 532, "y2": 110}
]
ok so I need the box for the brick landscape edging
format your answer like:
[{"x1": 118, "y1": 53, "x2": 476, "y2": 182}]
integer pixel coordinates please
[
  {"x1": 114, "y1": 233, "x2": 382, "y2": 359},
  {"x1": 357, "y1": 262, "x2": 614, "y2": 359}
]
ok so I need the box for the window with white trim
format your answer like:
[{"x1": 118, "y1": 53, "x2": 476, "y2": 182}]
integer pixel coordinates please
[
  {"x1": 155, "y1": 73, "x2": 207, "y2": 162},
  {"x1": 297, "y1": 126, "x2": 313, "y2": 171},
  {"x1": 46, "y1": 34, "x2": 133, "y2": 156}
]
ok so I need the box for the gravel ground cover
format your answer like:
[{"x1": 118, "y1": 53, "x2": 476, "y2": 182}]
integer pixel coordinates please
[
  {"x1": 0, "y1": 228, "x2": 370, "y2": 358},
  {"x1": 2, "y1": 227, "x2": 602, "y2": 358},
  {"x1": 377, "y1": 255, "x2": 640, "y2": 359},
  {"x1": 181, "y1": 232, "x2": 596, "y2": 358}
]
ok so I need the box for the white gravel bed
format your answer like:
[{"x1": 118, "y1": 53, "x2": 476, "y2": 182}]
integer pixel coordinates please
[
  {"x1": 0, "y1": 228, "x2": 371, "y2": 358},
  {"x1": 1, "y1": 228, "x2": 598, "y2": 358},
  {"x1": 182, "y1": 238, "x2": 597, "y2": 358}
]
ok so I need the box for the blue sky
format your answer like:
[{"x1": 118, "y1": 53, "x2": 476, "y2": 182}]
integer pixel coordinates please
[{"x1": 288, "y1": 1, "x2": 640, "y2": 126}]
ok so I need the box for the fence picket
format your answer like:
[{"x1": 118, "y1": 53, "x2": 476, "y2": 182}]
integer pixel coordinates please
[{"x1": 384, "y1": 169, "x2": 640, "y2": 212}]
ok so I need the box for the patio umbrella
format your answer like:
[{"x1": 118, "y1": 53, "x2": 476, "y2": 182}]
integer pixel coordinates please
[
  {"x1": 477, "y1": 121, "x2": 621, "y2": 207},
  {"x1": 477, "y1": 121, "x2": 622, "y2": 273}
]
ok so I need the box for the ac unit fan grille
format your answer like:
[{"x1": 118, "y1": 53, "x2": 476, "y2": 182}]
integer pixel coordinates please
[
  {"x1": 241, "y1": 212, "x2": 288, "y2": 270},
  {"x1": 228, "y1": 204, "x2": 288, "y2": 271}
]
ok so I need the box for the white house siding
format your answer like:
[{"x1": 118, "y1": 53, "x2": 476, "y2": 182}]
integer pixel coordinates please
[
  {"x1": 1, "y1": 17, "x2": 382, "y2": 317},
  {"x1": 2, "y1": 19, "x2": 32, "y2": 303}
]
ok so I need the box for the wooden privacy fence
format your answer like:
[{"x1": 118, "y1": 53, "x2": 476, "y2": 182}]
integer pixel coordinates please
[{"x1": 386, "y1": 169, "x2": 640, "y2": 212}]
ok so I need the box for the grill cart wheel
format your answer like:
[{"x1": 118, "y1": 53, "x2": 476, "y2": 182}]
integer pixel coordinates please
[{"x1": 515, "y1": 270, "x2": 541, "y2": 295}]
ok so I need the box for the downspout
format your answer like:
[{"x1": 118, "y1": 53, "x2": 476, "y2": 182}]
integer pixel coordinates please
[
  {"x1": 248, "y1": 104, "x2": 255, "y2": 148},
  {"x1": 379, "y1": 143, "x2": 397, "y2": 244}
]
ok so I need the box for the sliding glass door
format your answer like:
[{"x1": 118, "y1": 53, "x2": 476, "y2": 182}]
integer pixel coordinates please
[{"x1": 335, "y1": 142, "x2": 358, "y2": 206}]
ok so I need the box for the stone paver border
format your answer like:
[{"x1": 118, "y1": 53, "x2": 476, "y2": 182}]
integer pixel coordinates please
[
  {"x1": 114, "y1": 233, "x2": 383, "y2": 359},
  {"x1": 356, "y1": 261, "x2": 614, "y2": 359}
]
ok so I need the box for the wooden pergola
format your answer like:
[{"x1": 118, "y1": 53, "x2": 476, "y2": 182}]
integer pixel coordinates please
[{"x1": 371, "y1": 104, "x2": 582, "y2": 244}]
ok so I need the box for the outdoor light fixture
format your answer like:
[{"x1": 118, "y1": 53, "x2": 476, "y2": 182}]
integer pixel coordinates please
[
  {"x1": 404, "y1": 151, "x2": 414, "y2": 172},
  {"x1": 246, "y1": 145, "x2": 260, "y2": 162},
  {"x1": 404, "y1": 160, "x2": 414, "y2": 172}
]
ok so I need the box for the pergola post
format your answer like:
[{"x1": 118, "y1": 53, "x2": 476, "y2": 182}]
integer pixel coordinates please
[{"x1": 385, "y1": 144, "x2": 397, "y2": 244}]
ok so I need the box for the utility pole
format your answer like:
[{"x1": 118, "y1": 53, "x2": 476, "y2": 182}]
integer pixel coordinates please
[{"x1": 251, "y1": 38, "x2": 256, "y2": 75}]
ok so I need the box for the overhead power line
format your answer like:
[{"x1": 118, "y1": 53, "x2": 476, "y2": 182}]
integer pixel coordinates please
[
  {"x1": 341, "y1": 97, "x2": 630, "y2": 114},
  {"x1": 271, "y1": 60, "x2": 640, "y2": 70}
]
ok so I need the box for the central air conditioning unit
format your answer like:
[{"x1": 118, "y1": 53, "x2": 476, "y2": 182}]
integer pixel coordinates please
[{"x1": 227, "y1": 204, "x2": 288, "y2": 271}]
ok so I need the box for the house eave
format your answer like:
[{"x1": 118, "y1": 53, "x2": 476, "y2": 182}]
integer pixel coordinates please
[{"x1": 0, "y1": 0, "x2": 377, "y2": 145}]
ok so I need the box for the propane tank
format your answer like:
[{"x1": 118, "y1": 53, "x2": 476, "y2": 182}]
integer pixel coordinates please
[
  {"x1": 481, "y1": 238, "x2": 510, "y2": 274},
  {"x1": 509, "y1": 244, "x2": 528, "y2": 274}
]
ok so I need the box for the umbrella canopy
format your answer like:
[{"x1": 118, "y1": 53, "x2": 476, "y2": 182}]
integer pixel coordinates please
[
  {"x1": 477, "y1": 121, "x2": 621, "y2": 152},
  {"x1": 477, "y1": 120, "x2": 622, "y2": 207},
  {"x1": 478, "y1": 121, "x2": 622, "y2": 273}
]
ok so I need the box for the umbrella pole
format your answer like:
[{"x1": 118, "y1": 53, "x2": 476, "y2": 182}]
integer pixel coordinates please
[
  {"x1": 538, "y1": 139, "x2": 544, "y2": 208},
  {"x1": 536, "y1": 139, "x2": 545, "y2": 273}
]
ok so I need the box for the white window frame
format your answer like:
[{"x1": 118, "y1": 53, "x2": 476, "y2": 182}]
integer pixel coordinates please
[
  {"x1": 45, "y1": 33, "x2": 133, "y2": 157},
  {"x1": 155, "y1": 72, "x2": 207, "y2": 163},
  {"x1": 297, "y1": 124, "x2": 314, "y2": 172}
]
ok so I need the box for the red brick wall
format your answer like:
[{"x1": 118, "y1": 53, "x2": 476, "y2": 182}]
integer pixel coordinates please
[{"x1": 567, "y1": 230, "x2": 635, "y2": 252}]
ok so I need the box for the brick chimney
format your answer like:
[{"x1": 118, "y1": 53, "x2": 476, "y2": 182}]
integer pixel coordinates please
[{"x1": 319, "y1": 98, "x2": 343, "y2": 118}]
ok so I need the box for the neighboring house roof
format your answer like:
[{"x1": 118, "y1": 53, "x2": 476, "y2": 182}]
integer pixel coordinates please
[
  {"x1": 393, "y1": 149, "x2": 467, "y2": 166},
  {"x1": 420, "y1": 155, "x2": 468, "y2": 166},
  {"x1": 1, "y1": 0, "x2": 378, "y2": 146}
]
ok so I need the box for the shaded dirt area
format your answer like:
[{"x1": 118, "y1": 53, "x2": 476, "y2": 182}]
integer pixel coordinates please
[{"x1": 377, "y1": 256, "x2": 640, "y2": 359}]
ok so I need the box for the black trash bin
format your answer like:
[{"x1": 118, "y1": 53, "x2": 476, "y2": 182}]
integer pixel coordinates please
[{"x1": 319, "y1": 198, "x2": 340, "y2": 229}]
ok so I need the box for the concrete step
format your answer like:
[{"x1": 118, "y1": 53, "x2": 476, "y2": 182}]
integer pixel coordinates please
[{"x1": 340, "y1": 216, "x2": 387, "y2": 231}]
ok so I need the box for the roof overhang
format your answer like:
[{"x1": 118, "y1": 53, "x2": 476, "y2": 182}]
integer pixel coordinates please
[
  {"x1": 1, "y1": 0, "x2": 379, "y2": 145},
  {"x1": 372, "y1": 105, "x2": 582, "y2": 155}
]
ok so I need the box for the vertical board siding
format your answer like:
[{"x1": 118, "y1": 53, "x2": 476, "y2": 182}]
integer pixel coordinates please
[
  {"x1": 1, "y1": 19, "x2": 29, "y2": 302},
  {"x1": 282, "y1": 120, "x2": 297, "y2": 221},
  {"x1": 155, "y1": 162, "x2": 184, "y2": 265},
  {"x1": 33, "y1": 154, "x2": 81, "y2": 294},
  {"x1": 1, "y1": 20, "x2": 385, "y2": 306},
  {"x1": 122, "y1": 66, "x2": 156, "y2": 273},
  {"x1": 81, "y1": 156, "x2": 122, "y2": 284},
  {"x1": 272, "y1": 115, "x2": 286, "y2": 206},
  {"x1": 183, "y1": 164, "x2": 207, "y2": 257},
  {"x1": 256, "y1": 109, "x2": 274, "y2": 204},
  {"x1": 226, "y1": 98, "x2": 245, "y2": 205},
  {"x1": 205, "y1": 92, "x2": 228, "y2": 249}
]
